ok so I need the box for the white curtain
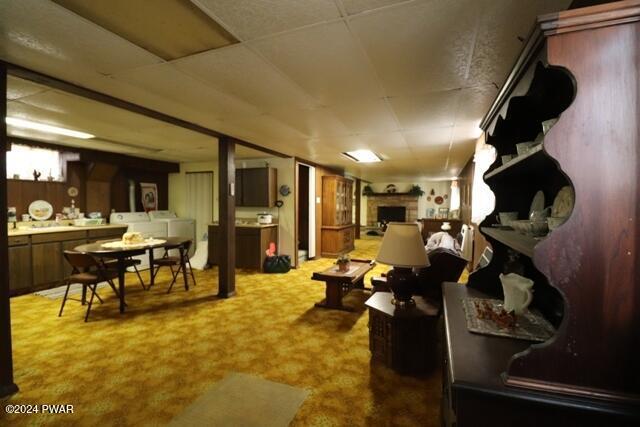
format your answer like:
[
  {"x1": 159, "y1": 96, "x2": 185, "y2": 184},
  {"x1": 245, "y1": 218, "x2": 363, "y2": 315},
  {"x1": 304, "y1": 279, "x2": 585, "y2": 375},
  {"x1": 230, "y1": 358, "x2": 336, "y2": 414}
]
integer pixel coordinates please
[
  {"x1": 450, "y1": 180, "x2": 461, "y2": 212},
  {"x1": 186, "y1": 172, "x2": 213, "y2": 247},
  {"x1": 471, "y1": 144, "x2": 496, "y2": 224}
]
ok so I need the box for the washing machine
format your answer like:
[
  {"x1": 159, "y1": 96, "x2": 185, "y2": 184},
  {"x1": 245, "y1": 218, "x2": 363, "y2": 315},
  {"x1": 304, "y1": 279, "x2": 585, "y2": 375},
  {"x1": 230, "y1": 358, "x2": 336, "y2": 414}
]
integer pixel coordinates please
[
  {"x1": 148, "y1": 210, "x2": 196, "y2": 257},
  {"x1": 109, "y1": 211, "x2": 168, "y2": 270}
]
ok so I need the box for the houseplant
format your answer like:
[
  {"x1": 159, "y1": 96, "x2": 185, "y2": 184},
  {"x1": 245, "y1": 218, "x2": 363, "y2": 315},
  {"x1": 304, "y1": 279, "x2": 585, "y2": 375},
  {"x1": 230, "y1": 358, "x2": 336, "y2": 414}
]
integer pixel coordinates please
[
  {"x1": 408, "y1": 185, "x2": 425, "y2": 196},
  {"x1": 336, "y1": 254, "x2": 351, "y2": 272},
  {"x1": 362, "y1": 185, "x2": 374, "y2": 196}
]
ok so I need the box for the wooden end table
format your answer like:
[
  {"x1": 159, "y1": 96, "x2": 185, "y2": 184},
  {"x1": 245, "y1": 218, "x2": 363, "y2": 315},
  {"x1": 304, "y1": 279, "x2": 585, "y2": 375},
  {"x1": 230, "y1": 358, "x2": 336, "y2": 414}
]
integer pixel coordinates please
[
  {"x1": 311, "y1": 259, "x2": 375, "y2": 311},
  {"x1": 365, "y1": 291, "x2": 439, "y2": 375}
]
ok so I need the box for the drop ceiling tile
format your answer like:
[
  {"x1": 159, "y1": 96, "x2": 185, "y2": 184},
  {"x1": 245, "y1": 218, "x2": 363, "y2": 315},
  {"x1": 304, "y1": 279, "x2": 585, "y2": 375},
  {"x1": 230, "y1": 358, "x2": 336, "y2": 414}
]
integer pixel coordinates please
[
  {"x1": 222, "y1": 114, "x2": 307, "y2": 143},
  {"x1": 446, "y1": 139, "x2": 476, "y2": 171},
  {"x1": 389, "y1": 89, "x2": 462, "y2": 130},
  {"x1": 455, "y1": 84, "x2": 498, "y2": 124},
  {"x1": 340, "y1": 0, "x2": 409, "y2": 15},
  {"x1": 0, "y1": 0, "x2": 162, "y2": 75},
  {"x1": 268, "y1": 107, "x2": 350, "y2": 138},
  {"x1": 402, "y1": 127, "x2": 453, "y2": 148},
  {"x1": 349, "y1": 0, "x2": 481, "y2": 95},
  {"x1": 194, "y1": 0, "x2": 341, "y2": 40},
  {"x1": 467, "y1": 0, "x2": 572, "y2": 87},
  {"x1": 112, "y1": 63, "x2": 262, "y2": 121},
  {"x1": 7, "y1": 76, "x2": 50, "y2": 100},
  {"x1": 173, "y1": 45, "x2": 318, "y2": 112},
  {"x1": 329, "y1": 99, "x2": 400, "y2": 134},
  {"x1": 251, "y1": 21, "x2": 384, "y2": 105}
]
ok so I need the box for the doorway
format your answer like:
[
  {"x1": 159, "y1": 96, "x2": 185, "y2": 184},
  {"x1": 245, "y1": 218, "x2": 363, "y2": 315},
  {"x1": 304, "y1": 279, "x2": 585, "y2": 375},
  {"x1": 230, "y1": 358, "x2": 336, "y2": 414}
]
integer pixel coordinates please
[
  {"x1": 296, "y1": 163, "x2": 316, "y2": 264},
  {"x1": 185, "y1": 171, "x2": 213, "y2": 249}
]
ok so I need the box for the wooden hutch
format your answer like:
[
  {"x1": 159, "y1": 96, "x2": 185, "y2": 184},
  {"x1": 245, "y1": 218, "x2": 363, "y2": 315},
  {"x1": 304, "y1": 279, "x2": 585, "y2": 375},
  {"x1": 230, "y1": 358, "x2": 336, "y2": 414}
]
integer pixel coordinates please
[
  {"x1": 442, "y1": 2, "x2": 640, "y2": 425},
  {"x1": 321, "y1": 175, "x2": 355, "y2": 257}
]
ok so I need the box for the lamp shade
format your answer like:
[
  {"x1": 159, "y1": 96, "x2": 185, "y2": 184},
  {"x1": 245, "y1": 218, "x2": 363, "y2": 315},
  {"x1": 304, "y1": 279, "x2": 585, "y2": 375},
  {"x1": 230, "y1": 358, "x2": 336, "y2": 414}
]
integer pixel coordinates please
[{"x1": 376, "y1": 222, "x2": 430, "y2": 268}]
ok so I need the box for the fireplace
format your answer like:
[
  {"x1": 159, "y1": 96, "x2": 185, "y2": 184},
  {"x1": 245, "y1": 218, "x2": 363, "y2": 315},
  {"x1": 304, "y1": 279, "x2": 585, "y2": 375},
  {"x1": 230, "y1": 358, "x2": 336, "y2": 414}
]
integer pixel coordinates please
[{"x1": 377, "y1": 206, "x2": 406, "y2": 223}]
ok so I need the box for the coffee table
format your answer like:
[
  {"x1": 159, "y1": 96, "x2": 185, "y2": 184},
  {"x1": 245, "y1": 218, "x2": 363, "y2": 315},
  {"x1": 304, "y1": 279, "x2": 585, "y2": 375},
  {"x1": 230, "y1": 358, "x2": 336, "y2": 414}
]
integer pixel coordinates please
[{"x1": 311, "y1": 259, "x2": 375, "y2": 311}]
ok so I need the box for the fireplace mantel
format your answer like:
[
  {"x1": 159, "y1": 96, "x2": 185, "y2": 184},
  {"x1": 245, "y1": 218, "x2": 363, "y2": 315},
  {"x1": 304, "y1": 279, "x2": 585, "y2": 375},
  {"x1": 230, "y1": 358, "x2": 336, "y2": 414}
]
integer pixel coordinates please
[{"x1": 366, "y1": 194, "x2": 419, "y2": 226}]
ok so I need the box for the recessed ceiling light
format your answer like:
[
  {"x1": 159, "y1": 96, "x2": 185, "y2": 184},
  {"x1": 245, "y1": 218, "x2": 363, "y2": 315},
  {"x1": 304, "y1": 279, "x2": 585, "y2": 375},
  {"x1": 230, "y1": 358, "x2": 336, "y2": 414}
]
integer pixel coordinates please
[
  {"x1": 6, "y1": 117, "x2": 95, "y2": 139},
  {"x1": 342, "y1": 150, "x2": 382, "y2": 163}
]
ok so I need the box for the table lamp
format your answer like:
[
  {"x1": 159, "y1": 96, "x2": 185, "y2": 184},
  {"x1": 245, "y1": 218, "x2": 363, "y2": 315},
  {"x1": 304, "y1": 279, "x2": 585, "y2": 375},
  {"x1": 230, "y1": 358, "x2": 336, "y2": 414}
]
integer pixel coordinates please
[{"x1": 376, "y1": 222, "x2": 430, "y2": 307}]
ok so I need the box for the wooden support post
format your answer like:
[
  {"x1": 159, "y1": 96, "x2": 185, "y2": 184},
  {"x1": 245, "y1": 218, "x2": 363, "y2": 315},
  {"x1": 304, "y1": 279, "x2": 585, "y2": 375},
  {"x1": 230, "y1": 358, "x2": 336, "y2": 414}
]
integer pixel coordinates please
[
  {"x1": 217, "y1": 137, "x2": 236, "y2": 298},
  {"x1": 0, "y1": 64, "x2": 18, "y2": 397},
  {"x1": 355, "y1": 178, "x2": 361, "y2": 239}
]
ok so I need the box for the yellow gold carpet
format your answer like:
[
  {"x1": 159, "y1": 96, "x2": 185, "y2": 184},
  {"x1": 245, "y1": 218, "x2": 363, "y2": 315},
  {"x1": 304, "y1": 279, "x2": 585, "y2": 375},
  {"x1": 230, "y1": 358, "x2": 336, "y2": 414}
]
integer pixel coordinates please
[{"x1": 1, "y1": 237, "x2": 466, "y2": 426}]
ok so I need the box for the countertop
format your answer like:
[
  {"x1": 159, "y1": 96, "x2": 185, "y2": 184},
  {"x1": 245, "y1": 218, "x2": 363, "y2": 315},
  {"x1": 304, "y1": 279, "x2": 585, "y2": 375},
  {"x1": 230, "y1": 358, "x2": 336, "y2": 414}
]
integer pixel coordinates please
[
  {"x1": 8, "y1": 224, "x2": 127, "y2": 237},
  {"x1": 209, "y1": 222, "x2": 278, "y2": 229}
]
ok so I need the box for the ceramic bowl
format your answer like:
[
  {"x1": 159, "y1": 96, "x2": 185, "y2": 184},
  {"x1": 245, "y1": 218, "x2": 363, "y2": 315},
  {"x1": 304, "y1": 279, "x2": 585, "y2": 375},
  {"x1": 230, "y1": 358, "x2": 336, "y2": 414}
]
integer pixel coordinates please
[
  {"x1": 530, "y1": 221, "x2": 549, "y2": 237},
  {"x1": 547, "y1": 216, "x2": 567, "y2": 231},
  {"x1": 510, "y1": 220, "x2": 531, "y2": 234},
  {"x1": 498, "y1": 212, "x2": 518, "y2": 226}
]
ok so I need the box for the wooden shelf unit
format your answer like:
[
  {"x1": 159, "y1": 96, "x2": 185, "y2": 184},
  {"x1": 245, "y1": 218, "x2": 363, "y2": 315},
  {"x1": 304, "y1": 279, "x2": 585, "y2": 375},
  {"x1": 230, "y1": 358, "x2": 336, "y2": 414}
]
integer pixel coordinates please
[
  {"x1": 443, "y1": 2, "x2": 640, "y2": 425},
  {"x1": 321, "y1": 176, "x2": 354, "y2": 257}
]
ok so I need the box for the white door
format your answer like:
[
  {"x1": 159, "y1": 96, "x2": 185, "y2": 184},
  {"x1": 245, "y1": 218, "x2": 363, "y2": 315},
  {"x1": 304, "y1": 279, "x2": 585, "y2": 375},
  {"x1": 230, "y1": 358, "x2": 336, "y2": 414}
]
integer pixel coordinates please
[
  {"x1": 185, "y1": 172, "x2": 213, "y2": 249},
  {"x1": 308, "y1": 166, "x2": 316, "y2": 259}
]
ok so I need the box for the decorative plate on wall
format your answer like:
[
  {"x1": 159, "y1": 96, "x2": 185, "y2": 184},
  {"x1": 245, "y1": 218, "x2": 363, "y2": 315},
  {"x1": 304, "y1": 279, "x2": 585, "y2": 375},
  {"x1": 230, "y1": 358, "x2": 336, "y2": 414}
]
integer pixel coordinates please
[
  {"x1": 279, "y1": 185, "x2": 291, "y2": 196},
  {"x1": 67, "y1": 186, "x2": 79, "y2": 197},
  {"x1": 435, "y1": 196, "x2": 444, "y2": 205}
]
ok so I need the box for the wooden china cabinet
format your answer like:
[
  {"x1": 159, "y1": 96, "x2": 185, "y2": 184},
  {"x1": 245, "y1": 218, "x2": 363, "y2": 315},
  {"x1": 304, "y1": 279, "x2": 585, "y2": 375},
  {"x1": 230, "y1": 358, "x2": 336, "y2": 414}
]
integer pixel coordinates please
[
  {"x1": 442, "y1": 2, "x2": 640, "y2": 426},
  {"x1": 321, "y1": 175, "x2": 355, "y2": 257}
]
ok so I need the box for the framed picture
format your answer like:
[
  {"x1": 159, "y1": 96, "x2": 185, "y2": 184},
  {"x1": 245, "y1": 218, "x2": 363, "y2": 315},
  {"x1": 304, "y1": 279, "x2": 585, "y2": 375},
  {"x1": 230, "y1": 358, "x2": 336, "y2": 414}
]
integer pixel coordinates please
[
  {"x1": 426, "y1": 208, "x2": 435, "y2": 219},
  {"x1": 140, "y1": 182, "x2": 158, "y2": 212},
  {"x1": 437, "y1": 207, "x2": 449, "y2": 219}
]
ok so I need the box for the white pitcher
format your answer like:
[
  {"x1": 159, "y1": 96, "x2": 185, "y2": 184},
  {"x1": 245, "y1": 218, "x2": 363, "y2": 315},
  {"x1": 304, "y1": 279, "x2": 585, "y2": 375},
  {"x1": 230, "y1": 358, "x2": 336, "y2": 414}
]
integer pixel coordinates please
[{"x1": 499, "y1": 273, "x2": 534, "y2": 315}]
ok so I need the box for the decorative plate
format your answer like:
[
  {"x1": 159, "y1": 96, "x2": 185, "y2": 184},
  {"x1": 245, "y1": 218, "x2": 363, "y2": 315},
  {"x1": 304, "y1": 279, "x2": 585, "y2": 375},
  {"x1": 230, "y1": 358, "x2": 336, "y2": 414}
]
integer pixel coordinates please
[
  {"x1": 435, "y1": 196, "x2": 444, "y2": 205},
  {"x1": 279, "y1": 185, "x2": 291, "y2": 196},
  {"x1": 28, "y1": 200, "x2": 53, "y2": 221},
  {"x1": 551, "y1": 186, "x2": 574, "y2": 218},
  {"x1": 67, "y1": 186, "x2": 79, "y2": 197},
  {"x1": 529, "y1": 191, "x2": 545, "y2": 217}
]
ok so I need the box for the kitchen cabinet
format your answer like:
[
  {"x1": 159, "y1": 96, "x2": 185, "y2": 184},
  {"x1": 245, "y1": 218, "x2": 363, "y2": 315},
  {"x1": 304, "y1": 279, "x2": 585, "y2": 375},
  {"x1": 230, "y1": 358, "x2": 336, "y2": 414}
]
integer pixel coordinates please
[
  {"x1": 208, "y1": 224, "x2": 278, "y2": 271},
  {"x1": 32, "y1": 241, "x2": 65, "y2": 288},
  {"x1": 235, "y1": 167, "x2": 277, "y2": 207},
  {"x1": 8, "y1": 244, "x2": 31, "y2": 293},
  {"x1": 7, "y1": 225, "x2": 127, "y2": 296}
]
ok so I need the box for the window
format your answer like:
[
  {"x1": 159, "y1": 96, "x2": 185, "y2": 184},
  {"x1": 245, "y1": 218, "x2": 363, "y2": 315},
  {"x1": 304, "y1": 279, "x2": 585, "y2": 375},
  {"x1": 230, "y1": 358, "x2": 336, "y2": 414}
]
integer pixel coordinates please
[{"x1": 7, "y1": 144, "x2": 62, "y2": 181}]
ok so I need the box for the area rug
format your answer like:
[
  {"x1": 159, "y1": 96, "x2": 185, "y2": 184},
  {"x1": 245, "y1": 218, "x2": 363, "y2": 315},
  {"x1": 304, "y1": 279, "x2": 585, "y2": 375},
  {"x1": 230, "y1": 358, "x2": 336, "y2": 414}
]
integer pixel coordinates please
[{"x1": 169, "y1": 372, "x2": 309, "y2": 427}]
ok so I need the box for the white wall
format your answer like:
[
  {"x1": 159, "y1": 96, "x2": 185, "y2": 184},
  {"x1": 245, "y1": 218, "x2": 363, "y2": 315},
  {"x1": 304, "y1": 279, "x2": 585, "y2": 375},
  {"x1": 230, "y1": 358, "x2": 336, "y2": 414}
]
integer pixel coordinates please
[
  {"x1": 359, "y1": 181, "x2": 452, "y2": 225},
  {"x1": 168, "y1": 157, "x2": 296, "y2": 262}
]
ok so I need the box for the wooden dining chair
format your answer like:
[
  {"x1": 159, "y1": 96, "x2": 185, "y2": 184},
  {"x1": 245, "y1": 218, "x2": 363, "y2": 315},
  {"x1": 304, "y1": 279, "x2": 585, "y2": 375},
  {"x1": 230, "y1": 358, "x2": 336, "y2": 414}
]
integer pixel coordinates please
[
  {"x1": 59, "y1": 251, "x2": 120, "y2": 322},
  {"x1": 151, "y1": 240, "x2": 196, "y2": 293}
]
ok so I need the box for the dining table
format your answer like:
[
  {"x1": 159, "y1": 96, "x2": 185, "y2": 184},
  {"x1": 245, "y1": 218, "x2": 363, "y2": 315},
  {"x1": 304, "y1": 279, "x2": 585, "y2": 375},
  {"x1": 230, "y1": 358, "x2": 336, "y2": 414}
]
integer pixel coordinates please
[{"x1": 74, "y1": 236, "x2": 191, "y2": 314}]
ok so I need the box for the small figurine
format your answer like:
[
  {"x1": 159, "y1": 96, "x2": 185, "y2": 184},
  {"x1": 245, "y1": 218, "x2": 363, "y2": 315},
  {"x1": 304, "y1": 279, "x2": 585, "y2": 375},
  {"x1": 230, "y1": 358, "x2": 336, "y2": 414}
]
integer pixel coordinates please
[{"x1": 33, "y1": 170, "x2": 41, "y2": 181}]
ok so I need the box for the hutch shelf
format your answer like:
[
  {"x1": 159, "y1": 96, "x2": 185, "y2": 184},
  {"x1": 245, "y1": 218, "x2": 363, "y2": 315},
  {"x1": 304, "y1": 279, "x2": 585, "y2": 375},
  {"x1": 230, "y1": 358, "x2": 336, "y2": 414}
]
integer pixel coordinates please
[{"x1": 442, "y1": 1, "x2": 640, "y2": 425}]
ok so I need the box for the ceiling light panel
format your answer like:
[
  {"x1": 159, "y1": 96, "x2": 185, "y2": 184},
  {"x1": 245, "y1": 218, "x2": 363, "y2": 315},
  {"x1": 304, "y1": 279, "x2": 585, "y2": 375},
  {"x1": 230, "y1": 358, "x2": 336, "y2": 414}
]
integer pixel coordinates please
[
  {"x1": 6, "y1": 117, "x2": 94, "y2": 139},
  {"x1": 251, "y1": 21, "x2": 384, "y2": 105},
  {"x1": 173, "y1": 45, "x2": 317, "y2": 112},
  {"x1": 0, "y1": 0, "x2": 162, "y2": 75},
  {"x1": 52, "y1": 0, "x2": 238, "y2": 61},
  {"x1": 195, "y1": 0, "x2": 341, "y2": 40},
  {"x1": 343, "y1": 150, "x2": 382, "y2": 163},
  {"x1": 349, "y1": 0, "x2": 481, "y2": 96}
]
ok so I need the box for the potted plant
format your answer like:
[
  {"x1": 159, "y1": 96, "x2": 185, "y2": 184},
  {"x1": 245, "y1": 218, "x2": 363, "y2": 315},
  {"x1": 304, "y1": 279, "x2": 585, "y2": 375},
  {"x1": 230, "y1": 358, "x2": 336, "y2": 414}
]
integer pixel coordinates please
[
  {"x1": 408, "y1": 185, "x2": 425, "y2": 196},
  {"x1": 336, "y1": 254, "x2": 351, "y2": 272},
  {"x1": 362, "y1": 185, "x2": 374, "y2": 196}
]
